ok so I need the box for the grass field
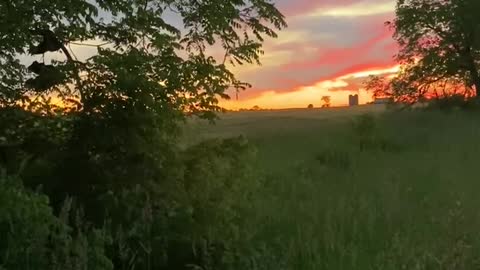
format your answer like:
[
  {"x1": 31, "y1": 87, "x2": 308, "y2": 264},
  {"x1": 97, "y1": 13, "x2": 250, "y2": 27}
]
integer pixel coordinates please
[{"x1": 184, "y1": 104, "x2": 480, "y2": 269}]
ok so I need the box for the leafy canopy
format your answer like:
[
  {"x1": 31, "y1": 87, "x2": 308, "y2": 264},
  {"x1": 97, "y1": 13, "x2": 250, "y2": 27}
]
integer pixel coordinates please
[
  {"x1": 0, "y1": 2, "x2": 286, "y2": 269},
  {"x1": 0, "y1": 0, "x2": 286, "y2": 192},
  {"x1": 0, "y1": 0, "x2": 286, "y2": 118}
]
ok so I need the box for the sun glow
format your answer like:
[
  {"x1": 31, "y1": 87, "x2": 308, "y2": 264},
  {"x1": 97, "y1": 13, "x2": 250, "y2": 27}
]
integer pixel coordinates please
[
  {"x1": 339, "y1": 65, "x2": 401, "y2": 79},
  {"x1": 303, "y1": 1, "x2": 395, "y2": 18},
  {"x1": 220, "y1": 64, "x2": 402, "y2": 110}
]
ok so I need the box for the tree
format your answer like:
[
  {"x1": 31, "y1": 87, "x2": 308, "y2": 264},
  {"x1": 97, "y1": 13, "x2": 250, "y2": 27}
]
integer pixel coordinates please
[
  {"x1": 0, "y1": 0, "x2": 286, "y2": 193},
  {"x1": 0, "y1": 1, "x2": 286, "y2": 269},
  {"x1": 388, "y1": 0, "x2": 480, "y2": 100},
  {"x1": 0, "y1": 0, "x2": 286, "y2": 115},
  {"x1": 307, "y1": 104, "x2": 314, "y2": 109},
  {"x1": 364, "y1": 76, "x2": 387, "y2": 99},
  {"x1": 321, "y1": 96, "x2": 331, "y2": 108},
  {"x1": 1, "y1": 0, "x2": 286, "y2": 114}
]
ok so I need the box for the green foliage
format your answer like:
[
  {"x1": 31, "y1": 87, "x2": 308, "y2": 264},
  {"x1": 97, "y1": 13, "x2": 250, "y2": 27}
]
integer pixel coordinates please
[
  {"x1": 0, "y1": 0, "x2": 286, "y2": 270},
  {"x1": 0, "y1": 172, "x2": 112, "y2": 270},
  {"x1": 315, "y1": 148, "x2": 352, "y2": 170},
  {"x1": 93, "y1": 136, "x2": 262, "y2": 270},
  {"x1": 350, "y1": 114, "x2": 402, "y2": 152},
  {"x1": 0, "y1": 0, "x2": 286, "y2": 201},
  {"x1": 1, "y1": 130, "x2": 265, "y2": 270},
  {"x1": 0, "y1": 108, "x2": 75, "y2": 208},
  {"x1": 0, "y1": 0, "x2": 286, "y2": 114},
  {"x1": 173, "y1": 136, "x2": 263, "y2": 269},
  {"x1": 0, "y1": 0, "x2": 287, "y2": 204}
]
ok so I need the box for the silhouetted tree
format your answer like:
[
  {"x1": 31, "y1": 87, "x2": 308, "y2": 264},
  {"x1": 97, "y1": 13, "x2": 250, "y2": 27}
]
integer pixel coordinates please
[
  {"x1": 321, "y1": 96, "x2": 331, "y2": 108},
  {"x1": 364, "y1": 76, "x2": 390, "y2": 99},
  {"x1": 307, "y1": 104, "x2": 314, "y2": 109},
  {"x1": 386, "y1": 0, "x2": 480, "y2": 101}
]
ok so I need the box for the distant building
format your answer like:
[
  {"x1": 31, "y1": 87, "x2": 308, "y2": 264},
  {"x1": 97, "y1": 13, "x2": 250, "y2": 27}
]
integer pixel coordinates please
[
  {"x1": 373, "y1": 97, "x2": 394, "y2": 104},
  {"x1": 348, "y1": 94, "x2": 359, "y2": 106}
]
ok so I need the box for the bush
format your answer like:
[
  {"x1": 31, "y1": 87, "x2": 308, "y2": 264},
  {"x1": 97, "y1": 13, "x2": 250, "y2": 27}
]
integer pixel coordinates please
[
  {"x1": 0, "y1": 171, "x2": 112, "y2": 270},
  {"x1": 425, "y1": 95, "x2": 480, "y2": 111},
  {"x1": 1, "y1": 104, "x2": 268, "y2": 270},
  {"x1": 89, "y1": 136, "x2": 265, "y2": 270},
  {"x1": 173, "y1": 136, "x2": 263, "y2": 269}
]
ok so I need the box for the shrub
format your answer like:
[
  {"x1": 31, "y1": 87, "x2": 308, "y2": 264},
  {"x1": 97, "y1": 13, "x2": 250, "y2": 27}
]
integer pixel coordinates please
[
  {"x1": 426, "y1": 94, "x2": 467, "y2": 111},
  {"x1": 1, "y1": 108, "x2": 268, "y2": 270},
  {"x1": 93, "y1": 136, "x2": 264, "y2": 270},
  {"x1": 0, "y1": 171, "x2": 112, "y2": 270},
  {"x1": 425, "y1": 95, "x2": 480, "y2": 111},
  {"x1": 166, "y1": 136, "x2": 264, "y2": 269}
]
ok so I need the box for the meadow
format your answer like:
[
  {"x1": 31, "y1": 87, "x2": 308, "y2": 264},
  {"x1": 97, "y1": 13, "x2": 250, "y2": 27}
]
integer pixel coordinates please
[{"x1": 183, "y1": 104, "x2": 480, "y2": 269}]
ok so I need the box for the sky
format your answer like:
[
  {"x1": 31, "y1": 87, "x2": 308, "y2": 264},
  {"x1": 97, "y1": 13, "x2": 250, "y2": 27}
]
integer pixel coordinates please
[{"x1": 220, "y1": 0, "x2": 400, "y2": 109}]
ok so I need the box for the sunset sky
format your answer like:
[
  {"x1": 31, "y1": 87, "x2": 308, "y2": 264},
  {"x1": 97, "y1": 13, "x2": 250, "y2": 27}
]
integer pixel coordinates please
[{"x1": 220, "y1": 0, "x2": 399, "y2": 109}]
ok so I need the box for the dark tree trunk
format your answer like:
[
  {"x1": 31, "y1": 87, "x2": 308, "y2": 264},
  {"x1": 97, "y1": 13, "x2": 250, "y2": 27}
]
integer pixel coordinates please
[
  {"x1": 464, "y1": 46, "x2": 480, "y2": 97},
  {"x1": 473, "y1": 75, "x2": 480, "y2": 98},
  {"x1": 468, "y1": 58, "x2": 480, "y2": 97}
]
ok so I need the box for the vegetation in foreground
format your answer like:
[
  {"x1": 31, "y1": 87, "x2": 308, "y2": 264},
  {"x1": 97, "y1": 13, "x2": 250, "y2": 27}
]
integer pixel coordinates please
[
  {"x1": 1, "y1": 0, "x2": 287, "y2": 269},
  {"x1": 6, "y1": 102, "x2": 480, "y2": 269},
  {"x1": 4, "y1": 0, "x2": 480, "y2": 269}
]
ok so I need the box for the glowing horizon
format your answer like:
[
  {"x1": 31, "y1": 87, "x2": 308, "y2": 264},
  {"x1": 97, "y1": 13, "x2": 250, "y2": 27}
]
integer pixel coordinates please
[
  {"x1": 220, "y1": 64, "x2": 401, "y2": 110},
  {"x1": 219, "y1": 0, "x2": 398, "y2": 110}
]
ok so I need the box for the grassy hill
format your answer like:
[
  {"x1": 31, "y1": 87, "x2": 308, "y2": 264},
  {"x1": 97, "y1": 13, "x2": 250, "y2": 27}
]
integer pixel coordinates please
[
  {"x1": 183, "y1": 104, "x2": 386, "y2": 140},
  {"x1": 183, "y1": 104, "x2": 387, "y2": 170}
]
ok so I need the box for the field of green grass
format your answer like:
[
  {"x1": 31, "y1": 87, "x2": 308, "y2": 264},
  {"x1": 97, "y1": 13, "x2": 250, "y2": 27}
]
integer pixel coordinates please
[
  {"x1": 183, "y1": 105, "x2": 386, "y2": 169},
  {"x1": 184, "y1": 104, "x2": 480, "y2": 269}
]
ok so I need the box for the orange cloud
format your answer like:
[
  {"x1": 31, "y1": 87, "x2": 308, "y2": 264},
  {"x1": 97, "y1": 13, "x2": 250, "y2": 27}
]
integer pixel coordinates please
[{"x1": 303, "y1": 1, "x2": 394, "y2": 18}]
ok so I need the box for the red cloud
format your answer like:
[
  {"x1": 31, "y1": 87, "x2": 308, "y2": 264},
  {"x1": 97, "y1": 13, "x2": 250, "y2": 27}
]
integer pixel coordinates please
[{"x1": 383, "y1": 41, "x2": 400, "y2": 55}]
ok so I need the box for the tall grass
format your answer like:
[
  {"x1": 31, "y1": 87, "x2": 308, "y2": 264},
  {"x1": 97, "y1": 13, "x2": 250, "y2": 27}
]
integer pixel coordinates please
[{"x1": 199, "y1": 109, "x2": 480, "y2": 269}]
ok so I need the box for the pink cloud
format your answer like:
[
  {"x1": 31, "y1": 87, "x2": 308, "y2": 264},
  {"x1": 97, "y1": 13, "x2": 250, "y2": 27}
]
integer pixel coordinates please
[
  {"x1": 282, "y1": 26, "x2": 395, "y2": 71},
  {"x1": 279, "y1": 0, "x2": 361, "y2": 16}
]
